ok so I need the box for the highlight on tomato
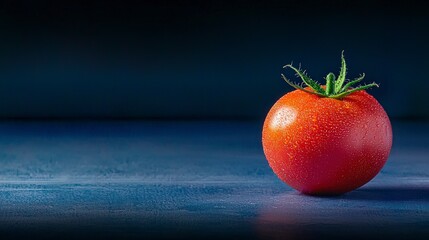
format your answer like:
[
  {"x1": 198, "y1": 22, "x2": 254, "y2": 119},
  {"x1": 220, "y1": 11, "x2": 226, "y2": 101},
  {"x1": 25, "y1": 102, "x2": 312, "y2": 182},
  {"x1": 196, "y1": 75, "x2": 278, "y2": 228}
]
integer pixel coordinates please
[{"x1": 262, "y1": 51, "x2": 392, "y2": 195}]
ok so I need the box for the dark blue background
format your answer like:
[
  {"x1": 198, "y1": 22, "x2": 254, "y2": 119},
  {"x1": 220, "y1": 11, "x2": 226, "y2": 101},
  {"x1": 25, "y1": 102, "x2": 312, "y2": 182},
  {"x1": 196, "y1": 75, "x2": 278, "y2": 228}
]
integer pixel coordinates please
[
  {"x1": 0, "y1": 0, "x2": 427, "y2": 119},
  {"x1": 0, "y1": 2, "x2": 428, "y2": 240}
]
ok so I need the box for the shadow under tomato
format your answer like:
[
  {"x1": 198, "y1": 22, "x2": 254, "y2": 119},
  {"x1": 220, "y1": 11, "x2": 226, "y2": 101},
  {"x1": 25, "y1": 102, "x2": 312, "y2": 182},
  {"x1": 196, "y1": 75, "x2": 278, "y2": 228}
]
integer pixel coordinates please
[
  {"x1": 255, "y1": 187, "x2": 429, "y2": 240},
  {"x1": 341, "y1": 185, "x2": 429, "y2": 202}
]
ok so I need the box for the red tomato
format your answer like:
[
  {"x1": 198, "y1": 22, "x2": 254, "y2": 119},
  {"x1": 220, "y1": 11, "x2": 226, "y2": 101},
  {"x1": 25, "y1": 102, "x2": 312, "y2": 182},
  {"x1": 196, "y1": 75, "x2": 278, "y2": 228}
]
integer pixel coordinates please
[{"x1": 262, "y1": 52, "x2": 392, "y2": 195}]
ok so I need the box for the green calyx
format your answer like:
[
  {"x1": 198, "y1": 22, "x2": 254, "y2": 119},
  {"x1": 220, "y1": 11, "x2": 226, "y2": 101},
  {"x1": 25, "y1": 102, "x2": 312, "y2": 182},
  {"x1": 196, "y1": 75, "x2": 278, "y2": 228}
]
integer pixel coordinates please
[{"x1": 280, "y1": 51, "x2": 378, "y2": 99}]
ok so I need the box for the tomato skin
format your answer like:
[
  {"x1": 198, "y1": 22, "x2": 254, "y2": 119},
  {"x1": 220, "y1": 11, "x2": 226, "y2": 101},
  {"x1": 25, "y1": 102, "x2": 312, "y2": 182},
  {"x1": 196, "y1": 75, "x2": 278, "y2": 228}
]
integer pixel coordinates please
[{"x1": 262, "y1": 89, "x2": 392, "y2": 195}]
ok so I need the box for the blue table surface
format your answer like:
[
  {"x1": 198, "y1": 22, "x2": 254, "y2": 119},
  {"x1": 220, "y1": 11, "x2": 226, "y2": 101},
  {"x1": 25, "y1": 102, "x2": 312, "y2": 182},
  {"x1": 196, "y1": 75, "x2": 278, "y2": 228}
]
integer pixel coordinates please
[{"x1": 0, "y1": 120, "x2": 428, "y2": 239}]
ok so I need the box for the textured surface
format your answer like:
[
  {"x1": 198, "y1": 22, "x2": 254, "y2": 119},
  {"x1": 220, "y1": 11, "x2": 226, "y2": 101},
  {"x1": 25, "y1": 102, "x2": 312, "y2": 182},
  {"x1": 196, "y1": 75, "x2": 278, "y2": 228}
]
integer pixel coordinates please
[{"x1": 0, "y1": 120, "x2": 428, "y2": 239}]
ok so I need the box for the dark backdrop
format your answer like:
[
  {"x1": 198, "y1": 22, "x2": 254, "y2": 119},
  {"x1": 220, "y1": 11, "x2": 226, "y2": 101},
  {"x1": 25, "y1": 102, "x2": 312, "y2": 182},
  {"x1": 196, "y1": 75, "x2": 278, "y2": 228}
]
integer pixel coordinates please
[{"x1": 0, "y1": 0, "x2": 427, "y2": 120}]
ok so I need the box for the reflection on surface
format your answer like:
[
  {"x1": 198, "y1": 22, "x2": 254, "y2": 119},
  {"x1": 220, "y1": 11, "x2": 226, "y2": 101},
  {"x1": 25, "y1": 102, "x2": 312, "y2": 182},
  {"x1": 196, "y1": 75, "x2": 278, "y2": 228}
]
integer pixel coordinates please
[
  {"x1": 256, "y1": 192, "x2": 303, "y2": 240},
  {"x1": 344, "y1": 186, "x2": 429, "y2": 202},
  {"x1": 255, "y1": 186, "x2": 429, "y2": 239}
]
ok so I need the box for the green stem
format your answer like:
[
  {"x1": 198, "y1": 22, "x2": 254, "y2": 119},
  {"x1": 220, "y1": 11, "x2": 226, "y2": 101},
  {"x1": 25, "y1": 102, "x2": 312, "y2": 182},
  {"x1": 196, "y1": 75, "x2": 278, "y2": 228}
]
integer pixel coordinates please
[
  {"x1": 330, "y1": 83, "x2": 379, "y2": 99},
  {"x1": 283, "y1": 64, "x2": 326, "y2": 95},
  {"x1": 280, "y1": 51, "x2": 378, "y2": 99},
  {"x1": 341, "y1": 73, "x2": 365, "y2": 92},
  {"x1": 325, "y1": 73, "x2": 335, "y2": 95},
  {"x1": 334, "y1": 50, "x2": 347, "y2": 94},
  {"x1": 281, "y1": 74, "x2": 327, "y2": 97}
]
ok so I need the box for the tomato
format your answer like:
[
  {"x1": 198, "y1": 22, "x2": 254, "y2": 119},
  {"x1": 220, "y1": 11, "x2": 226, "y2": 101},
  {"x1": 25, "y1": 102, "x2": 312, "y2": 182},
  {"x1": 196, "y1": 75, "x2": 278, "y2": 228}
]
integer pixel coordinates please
[{"x1": 262, "y1": 52, "x2": 392, "y2": 195}]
